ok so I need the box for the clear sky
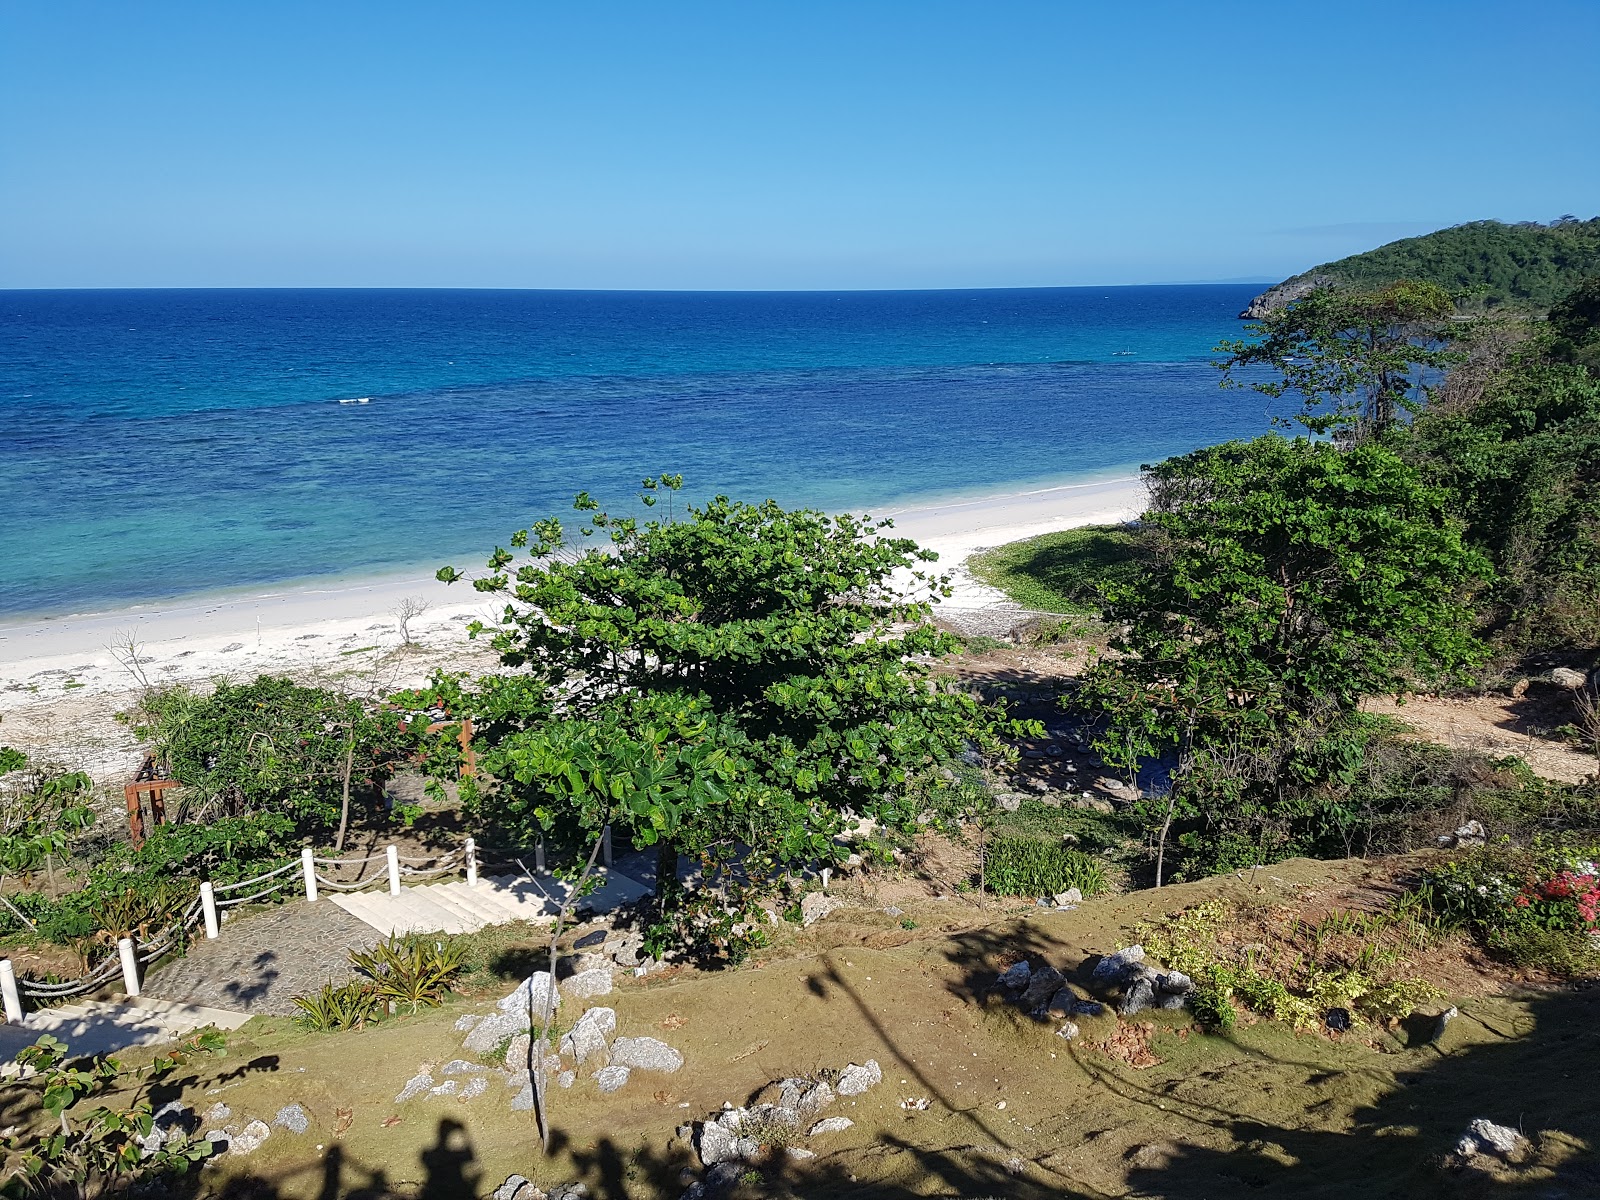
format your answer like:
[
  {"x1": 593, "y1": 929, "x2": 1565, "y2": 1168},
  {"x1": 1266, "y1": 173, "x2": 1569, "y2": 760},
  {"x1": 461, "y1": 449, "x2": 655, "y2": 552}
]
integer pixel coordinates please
[{"x1": 2, "y1": 1, "x2": 1596, "y2": 290}]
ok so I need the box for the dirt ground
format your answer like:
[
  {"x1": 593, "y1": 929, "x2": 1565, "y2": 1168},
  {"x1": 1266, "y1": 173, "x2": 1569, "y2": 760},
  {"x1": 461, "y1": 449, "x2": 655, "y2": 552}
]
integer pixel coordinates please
[
  {"x1": 1365, "y1": 689, "x2": 1597, "y2": 784},
  {"x1": 49, "y1": 855, "x2": 1594, "y2": 1200}
]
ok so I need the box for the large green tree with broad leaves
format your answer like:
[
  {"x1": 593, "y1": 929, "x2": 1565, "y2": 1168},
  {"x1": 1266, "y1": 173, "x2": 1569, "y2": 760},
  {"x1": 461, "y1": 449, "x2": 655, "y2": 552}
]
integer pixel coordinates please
[
  {"x1": 1218, "y1": 280, "x2": 1460, "y2": 438},
  {"x1": 1084, "y1": 436, "x2": 1490, "y2": 882},
  {"x1": 430, "y1": 479, "x2": 1020, "y2": 942}
]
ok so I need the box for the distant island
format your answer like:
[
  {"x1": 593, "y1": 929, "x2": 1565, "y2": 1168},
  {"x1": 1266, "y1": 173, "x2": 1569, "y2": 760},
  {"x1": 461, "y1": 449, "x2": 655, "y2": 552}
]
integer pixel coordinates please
[{"x1": 1244, "y1": 216, "x2": 1600, "y2": 317}]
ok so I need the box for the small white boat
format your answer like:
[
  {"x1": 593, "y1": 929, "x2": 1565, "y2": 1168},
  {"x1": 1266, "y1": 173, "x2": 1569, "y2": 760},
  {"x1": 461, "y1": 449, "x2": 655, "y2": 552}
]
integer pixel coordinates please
[{"x1": 337, "y1": 397, "x2": 372, "y2": 405}]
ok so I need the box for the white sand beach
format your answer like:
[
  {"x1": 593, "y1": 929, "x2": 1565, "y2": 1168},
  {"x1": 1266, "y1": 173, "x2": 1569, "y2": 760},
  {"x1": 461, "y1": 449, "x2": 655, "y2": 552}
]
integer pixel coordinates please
[{"x1": 0, "y1": 475, "x2": 1145, "y2": 780}]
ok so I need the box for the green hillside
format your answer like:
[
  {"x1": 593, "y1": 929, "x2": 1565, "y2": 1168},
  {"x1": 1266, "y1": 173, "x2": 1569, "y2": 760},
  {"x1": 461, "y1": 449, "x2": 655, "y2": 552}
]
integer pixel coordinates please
[{"x1": 1249, "y1": 217, "x2": 1600, "y2": 315}]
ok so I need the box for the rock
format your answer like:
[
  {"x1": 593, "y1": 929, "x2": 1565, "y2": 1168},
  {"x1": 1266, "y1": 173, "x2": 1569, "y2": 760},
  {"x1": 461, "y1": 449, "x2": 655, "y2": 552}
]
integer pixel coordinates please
[
  {"x1": 1091, "y1": 945, "x2": 1145, "y2": 985},
  {"x1": 1239, "y1": 272, "x2": 1335, "y2": 320},
  {"x1": 429, "y1": 1080, "x2": 461, "y2": 1097},
  {"x1": 1510, "y1": 677, "x2": 1531, "y2": 698},
  {"x1": 610, "y1": 931, "x2": 646, "y2": 968},
  {"x1": 1053, "y1": 888, "x2": 1083, "y2": 906},
  {"x1": 698, "y1": 1121, "x2": 739, "y2": 1166},
  {"x1": 203, "y1": 1129, "x2": 229, "y2": 1153},
  {"x1": 560, "y1": 1006, "x2": 617, "y2": 1064},
  {"x1": 787, "y1": 1146, "x2": 816, "y2": 1160},
  {"x1": 440, "y1": 1058, "x2": 480, "y2": 1076},
  {"x1": 1438, "y1": 820, "x2": 1486, "y2": 849},
  {"x1": 996, "y1": 961, "x2": 1032, "y2": 990},
  {"x1": 201, "y1": 1102, "x2": 231, "y2": 1125},
  {"x1": 272, "y1": 1104, "x2": 309, "y2": 1134},
  {"x1": 573, "y1": 929, "x2": 608, "y2": 949},
  {"x1": 883, "y1": 905, "x2": 904, "y2": 917},
  {"x1": 798, "y1": 1080, "x2": 835, "y2": 1116},
  {"x1": 464, "y1": 1010, "x2": 531, "y2": 1054},
  {"x1": 153, "y1": 1101, "x2": 194, "y2": 1135},
  {"x1": 1433, "y1": 1006, "x2": 1459, "y2": 1043},
  {"x1": 510, "y1": 1081, "x2": 535, "y2": 1111},
  {"x1": 1020, "y1": 964, "x2": 1066, "y2": 1012},
  {"x1": 558, "y1": 1070, "x2": 575, "y2": 1088},
  {"x1": 1325, "y1": 1007, "x2": 1352, "y2": 1033},
  {"x1": 454, "y1": 1013, "x2": 483, "y2": 1032},
  {"x1": 994, "y1": 793, "x2": 1023, "y2": 812},
  {"x1": 1550, "y1": 667, "x2": 1588, "y2": 689},
  {"x1": 800, "y1": 893, "x2": 843, "y2": 926},
  {"x1": 459, "y1": 1076, "x2": 489, "y2": 1100},
  {"x1": 548, "y1": 1185, "x2": 588, "y2": 1200},
  {"x1": 1456, "y1": 1118, "x2": 1528, "y2": 1159},
  {"x1": 491, "y1": 1175, "x2": 534, "y2": 1200},
  {"x1": 704, "y1": 1163, "x2": 742, "y2": 1192},
  {"x1": 836, "y1": 1059, "x2": 882, "y2": 1096},
  {"x1": 1156, "y1": 971, "x2": 1193, "y2": 994},
  {"x1": 610, "y1": 1036, "x2": 684, "y2": 1073},
  {"x1": 498, "y1": 972, "x2": 560, "y2": 1019},
  {"x1": 734, "y1": 1136, "x2": 761, "y2": 1161},
  {"x1": 1155, "y1": 992, "x2": 1188, "y2": 1010},
  {"x1": 1119, "y1": 976, "x2": 1156, "y2": 1016},
  {"x1": 1072, "y1": 1000, "x2": 1107, "y2": 1017},
  {"x1": 503, "y1": 1035, "x2": 531, "y2": 1071},
  {"x1": 595, "y1": 1065, "x2": 631, "y2": 1093},
  {"x1": 1045, "y1": 987, "x2": 1078, "y2": 1018},
  {"x1": 396, "y1": 1071, "x2": 434, "y2": 1102},
  {"x1": 228, "y1": 1120, "x2": 271, "y2": 1157},
  {"x1": 807, "y1": 1116, "x2": 854, "y2": 1136},
  {"x1": 1055, "y1": 1022, "x2": 1080, "y2": 1040},
  {"x1": 561, "y1": 967, "x2": 613, "y2": 999}
]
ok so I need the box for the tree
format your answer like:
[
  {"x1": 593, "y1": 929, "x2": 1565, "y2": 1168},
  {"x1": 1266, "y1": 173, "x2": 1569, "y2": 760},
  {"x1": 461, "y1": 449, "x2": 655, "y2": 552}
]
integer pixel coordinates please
[
  {"x1": 0, "y1": 751, "x2": 93, "y2": 927},
  {"x1": 1, "y1": 1030, "x2": 224, "y2": 1199},
  {"x1": 1218, "y1": 280, "x2": 1460, "y2": 439},
  {"x1": 432, "y1": 480, "x2": 1019, "y2": 947},
  {"x1": 1548, "y1": 275, "x2": 1600, "y2": 371},
  {"x1": 1084, "y1": 436, "x2": 1490, "y2": 881}
]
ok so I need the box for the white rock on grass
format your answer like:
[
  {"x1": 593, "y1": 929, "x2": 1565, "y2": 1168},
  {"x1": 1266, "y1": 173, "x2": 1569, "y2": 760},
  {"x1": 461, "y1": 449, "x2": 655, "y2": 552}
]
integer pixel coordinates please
[
  {"x1": 808, "y1": 1116, "x2": 854, "y2": 1137},
  {"x1": 498, "y1": 972, "x2": 561, "y2": 1017},
  {"x1": 1091, "y1": 945, "x2": 1145, "y2": 984},
  {"x1": 503, "y1": 1034, "x2": 531, "y2": 1072},
  {"x1": 440, "y1": 1058, "x2": 479, "y2": 1076},
  {"x1": 464, "y1": 1010, "x2": 530, "y2": 1054},
  {"x1": 228, "y1": 1120, "x2": 271, "y2": 1156},
  {"x1": 510, "y1": 1082, "x2": 535, "y2": 1112},
  {"x1": 429, "y1": 1080, "x2": 460, "y2": 1098},
  {"x1": 459, "y1": 1076, "x2": 489, "y2": 1100},
  {"x1": 698, "y1": 1122, "x2": 738, "y2": 1166},
  {"x1": 786, "y1": 1146, "x2": 816, "y2": 1160},
  {"x1": 201, "y1": 1102, "x2": 231, "y2": 1125},
  {"x1": 559, "y1": 1007, "x2": 616, "y2": 1064},
  {"x1": 595, "y1": 1065, "x2": 631, "y2": 1093},
  {"x1": 396, "y1": 1071, "x2": 434, "y2": 1103},
  {"x1": 491, "y1": 1175, "x2": 534, "y2": 1200},
  {"x1": 272, "y1": 1104, "x2": 309, "y2": 1134},
  {"x1": 558, "y1": 1070, "x2": 576, "y2": 1089},
  {"x1": 1457, "y1": 1118, "x2": 1528, "y2": 1158},
  {"x1": 836, "y1": 1060, "x2": 881, "y2": 1096},
  {"x1": 561, "y1": 968, "x2": 613, "y2": 999},
  {"x1": 455, "y1": 1013, "x2": 483, "y2": 1032},
  {"x1": 800, "y1": 893, "x2": 843, "y2": 927},
  {"x1": 609, "y1": 1036, "x2": 683, "y2": 1073}
]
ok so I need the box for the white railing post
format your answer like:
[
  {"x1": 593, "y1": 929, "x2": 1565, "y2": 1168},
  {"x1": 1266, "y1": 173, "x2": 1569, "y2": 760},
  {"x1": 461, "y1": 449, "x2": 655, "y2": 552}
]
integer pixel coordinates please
[
  {"x1": 465, "y1": 837, "x2": 478, "y2": 887},
  {"x1": 821, "y1": 867, "x2": 832, "y2": 892},
  {"x1": 535, "y1": 839, "x2": 546, "y2": 873},
  {"x1": 602, "y1": 826, "x2": 613, "y2": 868},
  {"x1": 117, "y1": 937, "x2": 141, "y2": 998},
  {"x1": 200, "y1": 881, "x2": 220, "y2": 938},
  {"x1": 302, "y1": 848, "x2": 318, "y2": 903},
  {"x1": 0, "y1": 959, "x2": 22, "y2": 1024},
  {"x1": 386, "y1": 844, "x2": 401, "y2": 895}
]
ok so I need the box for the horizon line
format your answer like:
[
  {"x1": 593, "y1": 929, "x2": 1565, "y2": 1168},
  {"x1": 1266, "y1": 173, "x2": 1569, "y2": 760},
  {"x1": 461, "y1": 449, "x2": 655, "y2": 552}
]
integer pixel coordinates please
[{"x1": 0, "y1": 278, "x2": 1279, "y2": 295}]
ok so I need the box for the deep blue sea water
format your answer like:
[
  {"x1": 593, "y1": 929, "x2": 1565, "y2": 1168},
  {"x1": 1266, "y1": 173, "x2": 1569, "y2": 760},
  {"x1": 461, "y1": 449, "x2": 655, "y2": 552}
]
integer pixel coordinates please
[{"x1": 0, "y1": 286, "x2": 1267, "y2": 619}]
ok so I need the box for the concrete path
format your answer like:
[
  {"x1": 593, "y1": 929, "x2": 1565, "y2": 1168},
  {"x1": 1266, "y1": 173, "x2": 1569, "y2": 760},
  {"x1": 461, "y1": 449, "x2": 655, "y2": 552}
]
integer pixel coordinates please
[
  {"x1": 0, "y1": 995, "x2": 252, "y2": 1063},
  {"x1": 143, "y1": 901, "x2": 379, "y2": 1016},
  {"x1": 328, "y1": 869, "x2": 651, "y2": 937}
]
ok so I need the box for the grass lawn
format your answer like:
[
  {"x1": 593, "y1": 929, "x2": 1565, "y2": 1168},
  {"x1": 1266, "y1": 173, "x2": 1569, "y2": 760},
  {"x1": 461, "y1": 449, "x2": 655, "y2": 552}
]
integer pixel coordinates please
[{"x1": 967, "y1": 523, "x2": 1151, "y2": 613}]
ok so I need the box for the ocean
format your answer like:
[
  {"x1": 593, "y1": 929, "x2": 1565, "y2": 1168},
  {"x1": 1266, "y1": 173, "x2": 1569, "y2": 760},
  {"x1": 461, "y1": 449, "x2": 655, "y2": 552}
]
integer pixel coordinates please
[{"x1": 1, "y1": 285, "x2": 1267, "y2": 619}]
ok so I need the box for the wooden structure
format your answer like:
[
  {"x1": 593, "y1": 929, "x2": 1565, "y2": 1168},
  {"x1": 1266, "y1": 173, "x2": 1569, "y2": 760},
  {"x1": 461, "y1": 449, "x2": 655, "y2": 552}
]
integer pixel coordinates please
[{"x1": 124, "y1": 755, "x2": 178, "y2": 849}]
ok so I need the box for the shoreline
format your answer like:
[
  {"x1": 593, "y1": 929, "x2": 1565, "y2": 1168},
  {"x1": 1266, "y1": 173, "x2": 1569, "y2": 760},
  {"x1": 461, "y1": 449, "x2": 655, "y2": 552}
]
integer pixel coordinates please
[{"x1": 0, "y1": 475, "x2": 1146, "y2": 704}]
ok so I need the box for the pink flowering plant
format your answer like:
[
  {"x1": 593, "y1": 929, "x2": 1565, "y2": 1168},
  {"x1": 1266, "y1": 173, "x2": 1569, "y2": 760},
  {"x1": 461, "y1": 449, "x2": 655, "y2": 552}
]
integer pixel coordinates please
[{"x1": 1415, "y1": 837, "x2": 1600, "y2": 974}]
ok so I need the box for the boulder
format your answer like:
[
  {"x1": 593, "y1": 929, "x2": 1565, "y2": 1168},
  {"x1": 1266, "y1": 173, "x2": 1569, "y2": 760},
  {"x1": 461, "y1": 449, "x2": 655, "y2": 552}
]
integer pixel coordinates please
[
  {"x1": 440, "y1": 1058, "x2": 480, "y2": 1076},
  {"x1": 1456, "y1": 1118, "x2": 1528, "y2": 1159},
  {"x1": 610, "y1": 931, "x2": 646, "y2": 968},
  {"x1": 561, "y1": 968, "x2": 613, "y2": 1000},
  {"x1": 1019, "y1": 964, "x2": 1066, "y2": 1012},
  {"x1": 560, "y1": 1006, "x2": 617, "y2": 1064},
  {"x1": 996, "y1": 961, "x2": 1032, "y2": 990},
  {"x1": 227, "y1": 1120, "x2": 271, "y2": 1157},
  {"x1": 1045, "y1": 987, "x2": 1079, "y2": 1018},
  {"x1": 464, "y1": 1009, "x2": 530, "y2": 1054},
  {"x1": 454, "y1": 1012, "x2": 483, "y2": 1032},
  {"x1": 1438, "y1": 820, "x2": 1486, "y2": 849},
  {"x1": 1118, "y1": 976, "x2": 1156, "y2": 1016},
  {"x1": 498, "y1": 972, "x2": 560, "y2": 1019},
  {"x1": 1156, "y1": 971, "x2": 1193, "y2": 994},
  {"x1": 836, "y1": 1059, "x2": 882, "y2": 1096},
  {"x1": 1549, "y1": 667, "x2": 1588, "y2": 689},
  {"x1": 595, "y1": 1065, "x2": 631, "y2": 1094},
  {"x1": 490, "y1": 1176, "x2": 537, "y2": 1200},
  {"x1": 395, "y1": 1071, "x2": 434, "y2": 1102},
  {"x1": 1053, "y1": 888, "x2": 1083, "y2": 907},
  {"x1": 609, "y1": 1036, "x2": 683, "y2": 1073},
  {"x1": 459, "y1": 1076, "x2": 489, "y2": 1100},
  {"x1": 502, "y1": 1035, "x2": 531, "y2": 1072},
  {"x1": 510, "y1": 1082, "x2": 535, "y2": 1112},
  {"x1": 800, "y1": 893, "x2": 844, "y2": 926},
  {"x1": 799, "y1": 1080, "x2": 835, "y2": 1117},
  {"x1": 994, "y1": 793, "x2": 1023, "y2": 813},
  {"x1": 807, "y1": 1116, "x2": 854, "y2": 1136},
  {"x1": 698, "y1": 1121, "x2": 738, "y2": 1166},
  {"x1": 272, "y1": 1104, "x2": 309, "y2": 1134},
  {"x1": 1091, "y1": 945, "x2": 1145, "y2": 985}
]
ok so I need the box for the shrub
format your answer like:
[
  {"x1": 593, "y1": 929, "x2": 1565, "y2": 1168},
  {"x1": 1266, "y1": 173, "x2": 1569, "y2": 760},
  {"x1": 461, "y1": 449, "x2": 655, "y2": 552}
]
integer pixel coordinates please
[
  {"x1": 292, "y1": 981, "x2": 384, "y2": 1032},
  {"x1": 984, "y1": 837, "x2": 1106, "y2": 897},
  {"x1": 350, "y1": 935, "x2": 464, "y2": 1013}
]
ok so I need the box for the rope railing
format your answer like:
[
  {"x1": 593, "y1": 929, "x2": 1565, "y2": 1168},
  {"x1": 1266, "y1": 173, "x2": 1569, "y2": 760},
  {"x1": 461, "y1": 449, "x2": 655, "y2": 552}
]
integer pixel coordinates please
[{"x1": 0, "y1": 833, "x2": 555, "y2": 1023}]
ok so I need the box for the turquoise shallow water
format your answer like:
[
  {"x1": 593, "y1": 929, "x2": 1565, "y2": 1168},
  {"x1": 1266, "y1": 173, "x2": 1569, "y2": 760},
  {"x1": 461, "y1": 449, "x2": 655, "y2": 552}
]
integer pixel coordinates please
[{"x1": 0, "y1": 285, "x2": 1266, "y2": 618}]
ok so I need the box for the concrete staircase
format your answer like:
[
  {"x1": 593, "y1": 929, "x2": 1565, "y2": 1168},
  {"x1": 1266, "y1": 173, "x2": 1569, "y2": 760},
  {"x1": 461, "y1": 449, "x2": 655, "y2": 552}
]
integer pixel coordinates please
[
  {"x1": 328, "y1": 870, "x2": 651, "y2": 937},
  {"x1": 0, "y1": 995, "x2": 253, "y2": 1064}
]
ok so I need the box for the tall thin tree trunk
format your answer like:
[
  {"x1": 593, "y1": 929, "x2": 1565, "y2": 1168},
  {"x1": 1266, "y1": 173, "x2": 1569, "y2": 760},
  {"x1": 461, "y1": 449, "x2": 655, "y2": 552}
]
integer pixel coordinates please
[
  {"x1": 656, "y1": 838, "x2": 679, "y2": 906},
  {"x1": 334, "y1": 729, "x2": 356, "y2": 852}
]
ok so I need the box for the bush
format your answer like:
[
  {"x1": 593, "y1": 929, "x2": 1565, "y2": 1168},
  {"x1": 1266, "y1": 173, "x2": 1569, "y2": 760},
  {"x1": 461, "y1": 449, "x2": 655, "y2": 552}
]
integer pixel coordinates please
[
  {"x1": 984, "y1": 837, "x2": 1106, "y2": 897},
  {"x1": 350, "y1": 934, "x2": 465, "y2": 1012},
  {"x1": 292, "y1": 981, "x2": 384, "y2": 1032}
]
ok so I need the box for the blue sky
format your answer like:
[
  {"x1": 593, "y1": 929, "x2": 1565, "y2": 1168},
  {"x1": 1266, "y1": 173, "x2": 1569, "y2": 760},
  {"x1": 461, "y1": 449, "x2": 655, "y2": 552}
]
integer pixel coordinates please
[{"x1": 3, "y1": 1, "x2": 1596, "y2": 290}]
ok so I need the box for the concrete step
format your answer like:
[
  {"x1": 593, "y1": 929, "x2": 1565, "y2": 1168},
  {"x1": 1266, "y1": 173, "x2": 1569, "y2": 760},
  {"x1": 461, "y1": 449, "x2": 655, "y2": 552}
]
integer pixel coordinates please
[
  {"x1": 439, "y1": 883, "x2": 525, "y2": 925},
  {"x1": 413, "y1": 885, "x2": 492, "y2": 932},
  {"x1": 0, "y1": 996, "x2": 252, "y2": 1064},
  {"x1": 326, "y1": 868, "x2": 651, "y2": 938},
  {"x1": 388, "y1": 889, "x2": 479, "y2": 936}
]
